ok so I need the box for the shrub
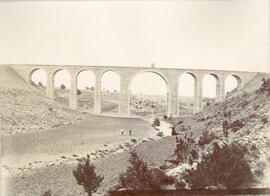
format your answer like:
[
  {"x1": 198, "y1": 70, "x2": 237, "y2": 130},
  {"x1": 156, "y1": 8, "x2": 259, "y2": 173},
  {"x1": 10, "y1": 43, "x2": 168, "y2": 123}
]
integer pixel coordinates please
[
  {"x1": 228, "y1": 119, "x2": 245, "y2": 132},
  {"x1": 60, "y1": 84, "x2": 66, "y2": 89},
  {"x1": 257, "y1": 78, "x2": 270, "y2": 95},
  {"x1": 174, "y1": 135, "x2": 198, "y2": 164},
  {"x1": 117, "y1": 151, "x2": 174, "y2": 190},
  {"x1": 77, "y1": 89, "x2": 82, "y2": 95},
  {"x1": 177, "y1": 120, "x2": 183, "y2": 125},
  {"x1": 90, "y1": 86, "x2": 95, "y2": 91},
  {"x1": 197, "y1": 117, "x2": 206, "y2": 122},
  {"x1": 261, "y1": 116, "x2": 268, "y2": 125},
  {"x1": 152, "y1": 118, "x2": 160, "y2": 127},
  {"x1": 253, "y1": 105, "x2": 260, "y2": 110},
  {"x1": 240, "y1": 100, "x2": 249, "y2": 108},
  {"x1": 73, "y1": 155, "x2": 103, "y2": 196},
  {"x1": 38, "y1": 81, "x2": 43, "y2": 87},
  {"x1": 42, "y1": 190, "x2": 52, "y2": 196},
  {"x1": 198, "y1": 131, "x2": 217, "y2": 146},
  {"x1": 157, "y1": 131, "x2": 164, "y2": 137},
  {"x1": 163, "y1": 115, "x2": 168, "y2": 120},
  {"x1": 171, "y1": 127, "x2": 177, "y2": 136},
  {"x1": 248, "y1": 113, "x2": 257, "y2": 119},
  {"x1": 183, "y1": 142, "x2": 255, "y2": 189}
]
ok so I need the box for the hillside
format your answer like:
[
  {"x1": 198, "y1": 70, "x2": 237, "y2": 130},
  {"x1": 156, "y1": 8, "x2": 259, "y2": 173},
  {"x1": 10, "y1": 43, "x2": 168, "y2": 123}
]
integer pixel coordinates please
[
  {"x1": 0, "y1": 66, "x2": 81, "y2": 136},
  {"x1": 162, "y1": 77, "x2": 270, "y2": 188}
]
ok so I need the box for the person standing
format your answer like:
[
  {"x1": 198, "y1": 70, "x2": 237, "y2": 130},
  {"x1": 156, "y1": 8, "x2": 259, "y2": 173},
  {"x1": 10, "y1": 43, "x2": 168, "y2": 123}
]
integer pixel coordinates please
[
  {"x1": 121, "y1": 129, "x2": 124, "y2": 135},
  {"x1": 222, "y1": 120, "x2": 229, "y2": 137}
]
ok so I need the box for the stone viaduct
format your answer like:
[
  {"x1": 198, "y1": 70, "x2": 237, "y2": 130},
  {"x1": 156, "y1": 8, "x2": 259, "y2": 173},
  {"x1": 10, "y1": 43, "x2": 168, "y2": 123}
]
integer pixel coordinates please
[{"x1": 11, "y1": 64, "x2": 259, "y2": 117}]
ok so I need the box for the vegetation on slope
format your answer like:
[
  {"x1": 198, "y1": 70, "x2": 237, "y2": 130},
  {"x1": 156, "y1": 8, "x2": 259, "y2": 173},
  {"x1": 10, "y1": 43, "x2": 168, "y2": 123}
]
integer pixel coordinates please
[{"x1": 165, "y1": 78, "x2": 270, "y2": 189}]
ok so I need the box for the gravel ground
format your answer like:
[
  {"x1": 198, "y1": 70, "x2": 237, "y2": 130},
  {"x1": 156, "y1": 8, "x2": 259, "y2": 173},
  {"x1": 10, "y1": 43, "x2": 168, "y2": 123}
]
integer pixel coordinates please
[
  {"x1": 2, "y1": 115, "x2": 154, "y2": 170},
  {"x1": 2, "y1": 115, "x2": 176, "y2": 196},
  {"x1": 3, "y1": 135, "x2": 177, "y2": 196}
]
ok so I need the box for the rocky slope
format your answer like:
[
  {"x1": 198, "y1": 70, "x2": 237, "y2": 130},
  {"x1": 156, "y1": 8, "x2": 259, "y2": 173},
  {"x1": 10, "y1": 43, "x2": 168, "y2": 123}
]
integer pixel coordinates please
[
  {"x1": 166, "y1": 76, "x2": 270, "y2": 188},
  {"x1": 0, "y1": 66, "x2": 81, "y2": 136}
]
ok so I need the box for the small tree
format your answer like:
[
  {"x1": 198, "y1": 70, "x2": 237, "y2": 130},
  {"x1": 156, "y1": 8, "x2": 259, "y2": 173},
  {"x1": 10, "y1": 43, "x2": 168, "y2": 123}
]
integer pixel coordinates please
[
  {"x1": 117, "y1": 151, "x2": 174, "y2": 190},
  {"x1": 183, "y1": 142, "x2": 255, "y2": 189},
  {"x1": 73, "y1": 155, "x2": 103, "y2": 196},
  {"x1": 60, "y1": 84, "x2": 66, "y2": 90},
  {"x1": 77, "y1": 89, "x2": 82, "y2": 95}
]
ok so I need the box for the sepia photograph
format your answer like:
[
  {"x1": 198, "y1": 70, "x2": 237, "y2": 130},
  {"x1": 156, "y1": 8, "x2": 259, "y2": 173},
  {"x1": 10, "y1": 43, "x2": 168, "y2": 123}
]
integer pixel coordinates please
[{"x1": 0, "y1": 0, "x2": 270, "y2": 195}]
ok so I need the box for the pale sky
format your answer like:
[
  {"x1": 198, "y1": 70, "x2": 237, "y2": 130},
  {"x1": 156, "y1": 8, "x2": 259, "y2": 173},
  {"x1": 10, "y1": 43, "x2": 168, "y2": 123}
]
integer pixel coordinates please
[{"x1": 1, "y1": 0, "x2": 269, "y2": 97}]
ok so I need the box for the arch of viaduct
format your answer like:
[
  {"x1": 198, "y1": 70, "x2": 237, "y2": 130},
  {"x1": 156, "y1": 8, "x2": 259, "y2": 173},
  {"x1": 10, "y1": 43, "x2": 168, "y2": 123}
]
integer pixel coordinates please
[{"x1": 11, "y1": 64, "x2": 258, "y2": 117}]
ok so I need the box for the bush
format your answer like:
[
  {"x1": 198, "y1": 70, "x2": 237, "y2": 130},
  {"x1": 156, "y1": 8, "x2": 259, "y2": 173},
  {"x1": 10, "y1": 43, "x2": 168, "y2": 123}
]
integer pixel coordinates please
[
  {"x1": 177, "y1": 120, "x2": 183, "y2": 125},
  {"x1": 60, "y1": 84, "x2": 66, "y2": 89},
  {"x1": 240, "y1": 100, "x2": 249, "y2": 108},
  {"x1": 253, "y1": 104, "x2": 260, "y2": 110},
  {"x1": 174, "y1": 135, "x2": 198, "y2": 164},
  {"x1": 257, "y1": 78, "x2": 270, "y2": 95},
  {"x1": 38, "y1": 81, "x2": 43, "y2": 87},
  {"x1": 183, "y1": 142, "x2": 256, "y2": 189},
  {"x1": 261, "y1": 116, "x2": 268, "y2": 125},
  {"x1": 152, "y1": 118, "x2": 160, "y2": 127},
  {"x1": 228, "y1": 119, "x2": 245, "y2": 132},
  {"x1": 117, "y1": 151, "x2": 174, "y2": 190},
  {"x1": 171, "y1": 127, "x2": 178, "y2": 136},
  {"x1": 198, "y1": 131, "x2": 217, "y2": 146},
  {"x1": 157, "y1": 131, "x2": 164, "y2": 137},
  {"x1": 42, "y1": 190, "x2": 52, "y2": 196},
  {"x1": 73, "y1": 155, "x2": 103, "y2": 196},
  {"x1": 77, "y1": 89, "x2": 82, "y2": 95}
]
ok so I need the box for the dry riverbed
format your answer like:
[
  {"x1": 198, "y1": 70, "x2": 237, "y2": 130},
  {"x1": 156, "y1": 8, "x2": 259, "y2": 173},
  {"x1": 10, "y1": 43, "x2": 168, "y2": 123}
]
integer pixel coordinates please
[{"x1": 2, "y1": 115, "x2": 173, "y2": 196}]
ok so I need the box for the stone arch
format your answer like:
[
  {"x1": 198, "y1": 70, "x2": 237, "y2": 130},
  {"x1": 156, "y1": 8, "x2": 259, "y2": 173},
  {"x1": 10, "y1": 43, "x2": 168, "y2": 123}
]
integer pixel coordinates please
[
  {"x1": 128, "y1": 70, "x2": 169, "y2": 89},
  {"x1": 225, "y1": 74, "x2": 243, "y2": 94},
  {"x1": 231, "y1": 74, "x2": 243, "y2": 89},
  {"x1": 28, "y1": 68, "x2": 48, "y2": 86},
  {"x1": 128, "y1": 70, "x2": 169, "y2": 117},
  {"x1": 100, "y1": 69, "x2": 121, "y2": 114},
  {"x1": 52, "y1": 69, "x2": 71, "y2": 106},
  {"x1": 75, "y1": 69, "x2": 96, "y2": 89},
  {"x1": 178, "y1": 72, "x2": 197, "y2": 115},
  {"x1": 75, "y1": 69, "x2": 96, "y2": 111},
  {"x1": 99, "y1": 69, "x2": 120, "y2": 80},
  {"x1": 202, "y1": 73, "x2": 220, "y2": 103},
  {"x1": 208, "y1": 73, "x2": 220, "y2": 83}
]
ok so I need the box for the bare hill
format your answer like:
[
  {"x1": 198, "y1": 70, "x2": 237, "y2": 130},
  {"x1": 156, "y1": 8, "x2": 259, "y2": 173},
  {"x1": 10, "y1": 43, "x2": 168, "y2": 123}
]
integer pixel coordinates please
[
  {"x1": 0, "y1": 65, "x2": 34, "y2": 90},
  {"x1": 0, "y1": 66, "x2": 81, "y2": 136}
]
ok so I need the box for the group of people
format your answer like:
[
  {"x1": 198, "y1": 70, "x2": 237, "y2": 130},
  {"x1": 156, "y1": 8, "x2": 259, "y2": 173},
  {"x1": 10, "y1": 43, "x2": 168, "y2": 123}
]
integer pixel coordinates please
[{"x1": 121, "y1": 129, "x2": 133, "y2": 135}]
